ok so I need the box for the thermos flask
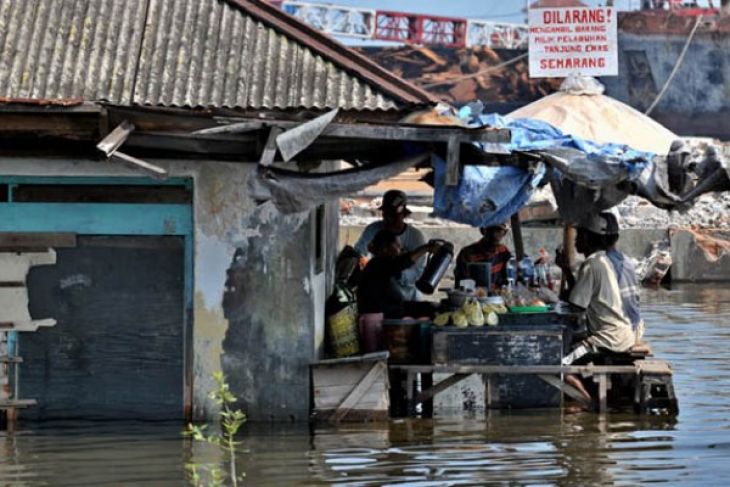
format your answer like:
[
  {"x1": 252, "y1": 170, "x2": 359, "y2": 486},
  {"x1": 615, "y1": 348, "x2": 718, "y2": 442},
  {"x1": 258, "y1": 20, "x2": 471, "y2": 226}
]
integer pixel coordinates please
[{"x1": 416, "y1": 240, "x2": 454, "y2": 294}]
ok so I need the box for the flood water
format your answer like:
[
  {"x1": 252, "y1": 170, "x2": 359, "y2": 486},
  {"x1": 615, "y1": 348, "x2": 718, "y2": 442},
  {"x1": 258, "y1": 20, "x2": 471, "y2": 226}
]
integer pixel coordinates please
[{"x1": 2, "y1": 284, "x2": 730, "y2": 486}]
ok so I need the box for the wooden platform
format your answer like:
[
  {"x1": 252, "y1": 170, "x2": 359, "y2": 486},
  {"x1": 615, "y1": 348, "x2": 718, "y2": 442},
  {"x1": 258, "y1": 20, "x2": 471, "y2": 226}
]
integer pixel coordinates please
[
  {"x1": 311, "y1": 352, "x2": 390, "y2": 423},
  {"x1": 391, "y1": 359, "x2": 677, "y2": 415}
]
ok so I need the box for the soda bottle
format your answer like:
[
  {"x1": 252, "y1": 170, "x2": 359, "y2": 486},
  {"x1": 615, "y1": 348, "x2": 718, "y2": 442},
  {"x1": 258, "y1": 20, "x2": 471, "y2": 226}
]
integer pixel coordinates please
[{"x1": 506, "y1": 258, "x2": 516, "y2": 289}]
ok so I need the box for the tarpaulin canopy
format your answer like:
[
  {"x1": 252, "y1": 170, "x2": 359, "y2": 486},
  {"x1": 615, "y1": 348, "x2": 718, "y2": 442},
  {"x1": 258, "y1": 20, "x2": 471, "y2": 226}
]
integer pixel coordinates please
[{"x1": 507, "y1": 75, "x2": 677, "y2": 155}]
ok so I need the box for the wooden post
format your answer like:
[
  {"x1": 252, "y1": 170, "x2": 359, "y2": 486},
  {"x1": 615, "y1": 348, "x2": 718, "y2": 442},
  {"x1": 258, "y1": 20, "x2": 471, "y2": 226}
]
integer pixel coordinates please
[
  {"x1": 560, "y1": 223, "x2": 577, "y2": 293},
  {"x1": 510, "y1": 213, "x2": 525, "y2": 261},
  {"x1": 446, "y1": 136, "x2": 461, "y2": 186}
]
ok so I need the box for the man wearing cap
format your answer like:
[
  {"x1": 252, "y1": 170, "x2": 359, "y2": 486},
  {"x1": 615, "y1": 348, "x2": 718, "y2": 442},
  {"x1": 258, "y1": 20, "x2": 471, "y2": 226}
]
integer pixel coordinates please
[
  {"x1": 558, "y1": 212, "x2": 637, "y2": 401},
  {"x1": 454, "y1": 224, "x2": 512, "y2": 290},
  {"x1": 354, "y1": 190, "x2": 426, "y2": 301}
]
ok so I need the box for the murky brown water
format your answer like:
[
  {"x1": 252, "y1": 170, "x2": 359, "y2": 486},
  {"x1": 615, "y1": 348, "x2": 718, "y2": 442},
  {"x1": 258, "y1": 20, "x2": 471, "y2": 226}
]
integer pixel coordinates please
[{"x1": 2, "y1": 284, "x2": 730, "y2": 486}]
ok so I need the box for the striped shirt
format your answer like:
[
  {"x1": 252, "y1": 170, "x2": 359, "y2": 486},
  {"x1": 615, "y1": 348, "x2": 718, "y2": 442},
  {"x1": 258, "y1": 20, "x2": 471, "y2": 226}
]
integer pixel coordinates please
[
  {"x1": 455, "y1": 242, "x2": 512, "y2": 289},
  {"x1": 606, "y1": 249, "x2": 642, "y2": 331}
]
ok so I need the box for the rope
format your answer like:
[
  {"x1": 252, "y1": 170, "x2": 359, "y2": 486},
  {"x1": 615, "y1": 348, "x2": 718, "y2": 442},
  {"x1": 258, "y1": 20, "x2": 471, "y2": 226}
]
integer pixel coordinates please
[
  {"x1": 420, "y1": 52, "x2": 529, "y2": 88},
  {"x1": 645, "y1": 15, "x2": 703, "y2": 115}
]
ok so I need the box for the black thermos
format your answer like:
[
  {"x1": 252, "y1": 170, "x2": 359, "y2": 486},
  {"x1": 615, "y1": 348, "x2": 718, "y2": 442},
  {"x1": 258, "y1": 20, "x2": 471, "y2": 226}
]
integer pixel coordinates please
[{"x1": 416, "y1": 240, "x2": 454, "y2": 295}]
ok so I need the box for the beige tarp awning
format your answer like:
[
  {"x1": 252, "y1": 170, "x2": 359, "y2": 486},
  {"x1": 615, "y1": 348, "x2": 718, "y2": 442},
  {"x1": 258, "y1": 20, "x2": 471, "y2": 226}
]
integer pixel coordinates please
[{"x1": 509, "y1": 75, "x2": 677, "y2": 155}]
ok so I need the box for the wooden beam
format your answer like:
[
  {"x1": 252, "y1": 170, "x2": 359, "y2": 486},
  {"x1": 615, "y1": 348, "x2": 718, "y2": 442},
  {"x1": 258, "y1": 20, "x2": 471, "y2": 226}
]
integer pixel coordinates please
[
  {"x1": 415, "y1": 373, "x2": 472, "y2": 403},
  {"x1": 97, "y1": 120, "x2": 135, "y2": 157},
  {"x1": 446, "y1": 136, "x2": 460, "y2": 186},
  {"x1": 330, "y1": 361, "x2": 387, "y2": 423},
  {"x1": 211, "y1": 117, "x2": 511, "y2": 144},
  {"x1": 392, "y1": 364, "x2": 638, "y2": 375},
  {"x1": 259, "y1": 127, "x2": 283, "y2": 167},
  {"x1": 537, "y1": 374, "x2": 592, "y2": 407},
  {"x1": 510, "y1": 213, "x2": 525, "y2": 261},
  {"x1": 560, "y1": 223, "x2": 577, "y2": 295},
  {"x1": 192, "y1": 121, "x2": 264, "y2": 135},
  {"x1": 0, "y1": 233, "x2": 76, "y2": 250},
  {"x1": 110, "y1": 152, "x2": 167, "y2": 179}
]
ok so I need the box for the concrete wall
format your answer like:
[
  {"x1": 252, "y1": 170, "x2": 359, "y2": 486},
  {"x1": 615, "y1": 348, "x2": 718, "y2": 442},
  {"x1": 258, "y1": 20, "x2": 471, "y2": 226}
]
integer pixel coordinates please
[
  {"x1": 341, "y1": 225, "x2": 667, "y2": 263},
  {"x1": 0, "y1": 157, "x2": 335, "y2": 421}
]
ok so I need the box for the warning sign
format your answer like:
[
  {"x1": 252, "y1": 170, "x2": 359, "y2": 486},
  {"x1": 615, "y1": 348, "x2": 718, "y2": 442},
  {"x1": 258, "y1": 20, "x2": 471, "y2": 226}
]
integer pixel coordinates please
[{"x1": 528, "y1": 7, "x2": 617, "y2": 78}]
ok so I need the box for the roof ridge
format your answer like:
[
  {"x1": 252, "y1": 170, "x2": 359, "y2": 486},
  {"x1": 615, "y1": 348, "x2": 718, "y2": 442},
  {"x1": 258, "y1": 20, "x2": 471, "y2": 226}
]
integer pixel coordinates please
[{"x1": 223, "y1": 0, "x2": 439, "y2": 106}]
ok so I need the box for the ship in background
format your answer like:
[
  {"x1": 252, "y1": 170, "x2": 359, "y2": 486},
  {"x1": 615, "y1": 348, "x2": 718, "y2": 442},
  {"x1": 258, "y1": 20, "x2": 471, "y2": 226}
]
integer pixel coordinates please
[{"x1": 270, "y1": 0, "x2": 730, "y2": 140}]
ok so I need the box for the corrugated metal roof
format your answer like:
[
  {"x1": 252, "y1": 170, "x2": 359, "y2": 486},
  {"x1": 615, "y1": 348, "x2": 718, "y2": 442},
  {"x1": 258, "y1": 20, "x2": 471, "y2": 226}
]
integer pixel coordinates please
[{"x1": 0, "y1": 0, "x2": 436, "y2": 111}]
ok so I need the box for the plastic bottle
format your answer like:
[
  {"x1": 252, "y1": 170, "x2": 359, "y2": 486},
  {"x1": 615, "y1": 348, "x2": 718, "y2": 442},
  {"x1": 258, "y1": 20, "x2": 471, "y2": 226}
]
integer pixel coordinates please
[
  {"x1": 506, "y1": 258, "x2": 517, "y2": 288},
  {"x1": 521, "y1": 256, "x2": 535, "y2": 287}
]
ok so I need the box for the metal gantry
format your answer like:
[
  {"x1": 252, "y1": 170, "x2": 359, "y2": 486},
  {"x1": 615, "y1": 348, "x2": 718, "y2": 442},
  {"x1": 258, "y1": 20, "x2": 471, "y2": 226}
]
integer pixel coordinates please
[{"x1": 278, "y1": 0, "x2": 528, "y2": 48}]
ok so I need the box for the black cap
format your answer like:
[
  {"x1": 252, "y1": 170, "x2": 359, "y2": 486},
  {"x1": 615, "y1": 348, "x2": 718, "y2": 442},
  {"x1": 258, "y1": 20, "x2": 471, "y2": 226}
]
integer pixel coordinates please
[{"x1": 379, "y1": 190, "x2": 411, "y2": 215}]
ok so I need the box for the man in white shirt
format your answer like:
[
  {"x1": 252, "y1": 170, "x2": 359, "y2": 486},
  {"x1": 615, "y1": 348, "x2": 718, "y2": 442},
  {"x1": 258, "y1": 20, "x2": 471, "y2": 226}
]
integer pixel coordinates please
[
  {"x1": 354, "y1": 190, "x2": 426, "y2": 302},
  {"x1": 558, "y1": 212, "x2": 636, "y2": 402}
]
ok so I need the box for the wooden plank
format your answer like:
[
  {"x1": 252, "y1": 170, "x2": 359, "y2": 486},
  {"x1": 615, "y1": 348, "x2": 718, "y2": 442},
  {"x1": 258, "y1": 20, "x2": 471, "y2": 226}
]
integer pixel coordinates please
[
  {"x1": 314, "y1": 383, "x2": 387, "y2": 410},
  {"x1": 486, "y1": 375, "x2": 500, "y2": 408},
  {"x1": 110, "y1": 152, "x2": 167, "y2": 178},
  {"x1": 0, "y1": 399, "x2": 36, "y2": 409},
  {"x1": 537, "y1": 374, "x2": 591, "y2": 407},
  {"x1": 0, "y1": 356, "x2": 22, "y2": 364},
  {"x1": 212, "y1": 117, "x2": 512, "y2": 144},
  {"x1": 192, "y1": 121, "x2": 264, "y2": 135},
  {"x1": 0, "y1": 233, "x2": 76, "y2": 250},
  {"x1": 313, "y1": 351, "x2": 389, "y2": 366},
  {"x1": 635, "y1": 359, "x2": 672, "y2": 375},
  {"x1": 330, "y1": 361, "x2": 387, "y2": 423},
  {"x1": 313, "y1": 367, "x2": 373, "y2": 389},
  {"x1": 392, "y1": 364, "x2": 638, "y2": 375},
  {"x1": 415, "y1": 373, "x2": 472, "y2": 403},
  {"x1": 97, "y1": 120, "x2": 134, "y2": 157},
  {"x1": 259, "y1": 127, "x2": 283, "y2": 167},
  {"x1": 446, "y1": 136, "x2": 460, "y2": 186},
  {"x1": 596, "y1": 374, "x2": 608, "y2": 413}
]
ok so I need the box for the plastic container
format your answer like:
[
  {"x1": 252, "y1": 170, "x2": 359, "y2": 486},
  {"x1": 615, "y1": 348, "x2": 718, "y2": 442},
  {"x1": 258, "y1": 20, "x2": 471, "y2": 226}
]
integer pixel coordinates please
[
  {"x1": 446, "y1": 289, "x2": 471, "y2": 307},
  {"x1": 382, "y1": 319, "x2": 431, "y2": 364},
  {"x1": 326, "y1": 305, "x2": 360, "y2": 358},
  {"x1": 508, "y1": 305, "x2": 551, "y2": 313},
  {"x1": 416, "y1": 241, "x2": 454, "y2": 294}
]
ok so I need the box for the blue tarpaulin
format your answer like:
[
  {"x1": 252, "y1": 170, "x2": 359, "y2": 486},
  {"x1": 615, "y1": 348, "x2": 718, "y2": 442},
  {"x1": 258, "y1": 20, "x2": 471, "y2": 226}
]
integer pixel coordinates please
[
  {"x1": 429, "y1": 110, "x2": 670, "y2": 226},
  {"x1": 460, "y1": 111, "x2": 653, "y2": 179},
  {"x1": 432, "y1": 155, "x2": 545, "y2": 227}
]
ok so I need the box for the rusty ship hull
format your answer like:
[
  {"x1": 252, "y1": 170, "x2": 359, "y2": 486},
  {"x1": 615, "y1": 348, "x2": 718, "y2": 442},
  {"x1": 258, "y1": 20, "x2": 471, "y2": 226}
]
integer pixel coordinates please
[{"x1": 359, "y1": 11, "x2": 730, "y2": 140}]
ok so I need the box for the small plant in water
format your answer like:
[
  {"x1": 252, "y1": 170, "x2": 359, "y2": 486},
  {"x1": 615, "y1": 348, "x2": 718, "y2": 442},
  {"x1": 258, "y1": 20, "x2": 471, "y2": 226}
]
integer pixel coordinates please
[{"x1": 184, "y1": 371, "x2": 247, "y2": 487}]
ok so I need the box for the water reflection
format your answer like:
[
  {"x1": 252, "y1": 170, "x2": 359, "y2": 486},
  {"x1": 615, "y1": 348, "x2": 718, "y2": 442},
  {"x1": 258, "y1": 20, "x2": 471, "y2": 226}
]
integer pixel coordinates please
[{"x1": 2, "y1": 284, "x2": 730, "y2": 485}]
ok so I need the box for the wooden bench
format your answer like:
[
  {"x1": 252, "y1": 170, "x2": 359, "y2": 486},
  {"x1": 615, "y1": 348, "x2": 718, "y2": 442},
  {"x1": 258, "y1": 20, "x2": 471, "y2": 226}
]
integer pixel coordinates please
[{"x1": 391, "y1": 359, "x2": 677, "y2": 415}]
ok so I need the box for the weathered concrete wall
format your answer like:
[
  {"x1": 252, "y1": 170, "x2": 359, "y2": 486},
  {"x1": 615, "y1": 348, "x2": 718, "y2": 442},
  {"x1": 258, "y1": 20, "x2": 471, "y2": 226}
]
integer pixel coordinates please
[
  {"x1": 341, "y1": 225, "x2": 667, "y2": 262},
  {"x1": 0, "y1": 157, "x2": 334, "y2": 421}
]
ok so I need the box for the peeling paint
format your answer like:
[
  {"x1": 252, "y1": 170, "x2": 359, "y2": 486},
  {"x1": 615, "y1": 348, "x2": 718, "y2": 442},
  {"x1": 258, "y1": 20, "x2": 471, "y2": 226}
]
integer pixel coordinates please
[{"x1": 192, "y1": 292, "x2": 227, "y2": 418}]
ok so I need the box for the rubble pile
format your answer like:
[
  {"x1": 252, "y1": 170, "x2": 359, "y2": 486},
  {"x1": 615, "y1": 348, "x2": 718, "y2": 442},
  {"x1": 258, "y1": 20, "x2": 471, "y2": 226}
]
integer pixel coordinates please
[{"x1": 618, "y1": 195, "x2": 730, "y2": 229}]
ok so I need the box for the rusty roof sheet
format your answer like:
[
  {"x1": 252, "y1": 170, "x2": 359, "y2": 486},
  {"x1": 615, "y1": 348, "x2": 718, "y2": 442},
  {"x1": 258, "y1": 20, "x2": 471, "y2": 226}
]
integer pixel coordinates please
[{"x1": 0, "y1": 0, "x2": 436, "y2": 111}]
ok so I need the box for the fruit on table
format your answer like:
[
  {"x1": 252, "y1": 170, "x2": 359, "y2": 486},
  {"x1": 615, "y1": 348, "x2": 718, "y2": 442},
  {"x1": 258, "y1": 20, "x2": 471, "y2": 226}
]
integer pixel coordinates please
[
  {"x1": 433, "y1": 312, "x2": 451, "y2": 327},
  {"x1": 486, "y1": 311, "x2": 499, "y2": 326},
  {"x1": 452, "y1": 311, "x2": 468, "y2": 328},
  {"x1": 462, "y1": 298, "x2": 485, "y2": 327}
]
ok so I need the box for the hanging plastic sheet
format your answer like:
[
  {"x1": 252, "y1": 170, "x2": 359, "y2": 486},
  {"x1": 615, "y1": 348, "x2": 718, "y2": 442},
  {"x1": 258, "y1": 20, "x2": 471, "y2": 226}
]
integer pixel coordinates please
[
  {"x1": 248, "y1": 153, "x2": 428, "y2": 214},
  {"x1": 432, "y1": 155, "x2": 545, "y2": 227}
]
